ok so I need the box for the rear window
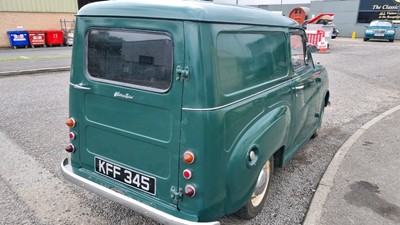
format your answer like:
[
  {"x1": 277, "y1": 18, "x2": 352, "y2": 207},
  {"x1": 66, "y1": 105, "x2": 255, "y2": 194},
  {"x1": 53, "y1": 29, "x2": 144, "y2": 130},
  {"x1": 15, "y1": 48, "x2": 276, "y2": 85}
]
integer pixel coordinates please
[{"x1": 87, "y1": 29, "x2": 173, "y2": 92}]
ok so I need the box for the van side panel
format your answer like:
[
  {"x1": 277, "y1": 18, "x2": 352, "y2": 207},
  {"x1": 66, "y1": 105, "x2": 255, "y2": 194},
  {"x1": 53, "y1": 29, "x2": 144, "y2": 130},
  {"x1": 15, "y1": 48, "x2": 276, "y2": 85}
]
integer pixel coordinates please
[
  {"x1": 176, "y1": 22, "x2": 227, "y2": 221},
  {"x1": 179, "y1": 23, "x2": 293, "y2": 219}
]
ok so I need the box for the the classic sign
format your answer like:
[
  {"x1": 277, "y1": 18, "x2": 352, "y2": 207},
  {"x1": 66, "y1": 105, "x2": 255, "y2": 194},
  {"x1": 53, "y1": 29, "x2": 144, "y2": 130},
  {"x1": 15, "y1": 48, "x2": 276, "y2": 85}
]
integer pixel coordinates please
[{"x1": 358, "y1": 0, "x2": 400, "y2": 23}]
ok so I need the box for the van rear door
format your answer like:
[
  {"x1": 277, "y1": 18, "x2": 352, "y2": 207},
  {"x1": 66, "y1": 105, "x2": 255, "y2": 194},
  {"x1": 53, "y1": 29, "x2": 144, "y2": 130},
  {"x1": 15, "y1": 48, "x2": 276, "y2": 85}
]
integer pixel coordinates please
[{"x1": 71, "y1": 18, "x2": 184, "y2": 205}]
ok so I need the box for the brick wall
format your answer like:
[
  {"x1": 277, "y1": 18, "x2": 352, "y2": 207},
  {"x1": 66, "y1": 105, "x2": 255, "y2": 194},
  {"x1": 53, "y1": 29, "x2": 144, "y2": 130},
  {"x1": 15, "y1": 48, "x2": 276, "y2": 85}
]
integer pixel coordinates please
[{"x1": 0, "y1": 12, "x2": 75, "y2": 48}]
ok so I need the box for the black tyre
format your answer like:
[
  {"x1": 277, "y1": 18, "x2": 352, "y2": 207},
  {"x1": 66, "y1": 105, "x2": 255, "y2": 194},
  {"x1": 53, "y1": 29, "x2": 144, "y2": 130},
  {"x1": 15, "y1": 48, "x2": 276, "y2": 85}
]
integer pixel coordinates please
[
  {"x1": 311, "y1": 100, "x2": 326, "y2": 139},
  {"x1": 363, "y1": 38, "x2": 369, "y2": 42},
  {"x1": 235, "y1": 157, "x2": 274, "y2": 220},
  {"x1": 389, "y1": 39, "x2": 394, "y2": 43}
]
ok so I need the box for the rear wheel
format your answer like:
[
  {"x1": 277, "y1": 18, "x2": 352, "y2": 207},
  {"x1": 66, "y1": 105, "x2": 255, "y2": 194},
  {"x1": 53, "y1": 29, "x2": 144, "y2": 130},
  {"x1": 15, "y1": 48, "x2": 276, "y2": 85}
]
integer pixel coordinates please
[
  {"x1": 235, "y1": 157, "x2": 274, "y2": 220},
  {"x1": 364, "y1": 38, "x2": 369, "y2": 42},
  {"x1": 389, "y1": 39, "x2": 394, "y2": 42},
  {"x1": 311, "y1": 100, "x2": 326, "y2": 139}
]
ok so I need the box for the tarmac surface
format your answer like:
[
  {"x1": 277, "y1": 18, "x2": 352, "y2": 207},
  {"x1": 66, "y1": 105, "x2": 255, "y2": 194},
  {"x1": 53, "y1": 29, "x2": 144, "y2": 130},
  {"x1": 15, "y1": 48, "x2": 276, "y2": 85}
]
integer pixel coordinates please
[
  {"x1": 1, "y1": 42, "x2": 400, "y2": 225},
  {"x1": 0, "y1": 46, "x2": 71, "y2": 76}
]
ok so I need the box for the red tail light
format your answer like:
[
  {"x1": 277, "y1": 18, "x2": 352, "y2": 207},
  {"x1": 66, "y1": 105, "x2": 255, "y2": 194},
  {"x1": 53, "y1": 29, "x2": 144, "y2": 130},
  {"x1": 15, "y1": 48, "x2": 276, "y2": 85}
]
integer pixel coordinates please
[
  {"x1": 69, "y1": 132, "x2": 76, "y2": 140},
  {"x1": 183, "y1": 169, "x2": 192, "y2": 179},
  {"x1": 184, "y1": 184, "x2": 196, "y2": 197},
  {"x1": 65, "y1": 144, "x2": 75, "y2": 153}
]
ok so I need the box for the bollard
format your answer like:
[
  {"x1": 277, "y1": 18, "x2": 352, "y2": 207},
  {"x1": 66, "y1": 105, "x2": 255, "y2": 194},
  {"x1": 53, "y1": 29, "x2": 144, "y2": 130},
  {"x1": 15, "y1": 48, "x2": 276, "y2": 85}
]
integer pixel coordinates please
[{"x1": 352, "y1": 32, "x2": 357, "y2": 39}]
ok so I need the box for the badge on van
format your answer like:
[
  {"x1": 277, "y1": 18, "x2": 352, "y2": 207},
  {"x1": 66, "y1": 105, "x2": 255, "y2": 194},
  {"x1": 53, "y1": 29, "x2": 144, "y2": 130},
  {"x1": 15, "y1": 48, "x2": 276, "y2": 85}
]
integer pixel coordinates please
[{"x1": 114, "y1": 92, "x2": 134, "y2": 100}]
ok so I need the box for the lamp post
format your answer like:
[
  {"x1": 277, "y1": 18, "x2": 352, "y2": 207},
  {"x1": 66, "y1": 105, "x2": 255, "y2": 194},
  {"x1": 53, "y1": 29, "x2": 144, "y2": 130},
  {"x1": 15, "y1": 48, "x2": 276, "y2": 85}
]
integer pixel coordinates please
[{"x1": 281, "y1": 0, "x2": 284, "y2": 16}]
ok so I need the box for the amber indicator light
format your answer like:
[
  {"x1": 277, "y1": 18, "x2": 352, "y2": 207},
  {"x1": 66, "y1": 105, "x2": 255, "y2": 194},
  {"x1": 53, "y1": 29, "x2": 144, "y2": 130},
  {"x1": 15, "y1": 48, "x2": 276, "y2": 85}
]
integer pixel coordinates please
[
  {"x1": 183, "y1": 151, "x2": 195, "y2": 164},
  {"x1": 66, "y1": 118, "x2": 76, "y2": 127}
]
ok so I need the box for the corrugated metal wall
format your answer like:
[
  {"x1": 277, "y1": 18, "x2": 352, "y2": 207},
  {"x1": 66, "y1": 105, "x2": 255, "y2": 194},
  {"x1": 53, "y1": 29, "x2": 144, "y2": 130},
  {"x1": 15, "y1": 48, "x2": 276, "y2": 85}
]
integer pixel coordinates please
[{"x1": 0, "y1": 0, "x2": 78, "y2": 13}]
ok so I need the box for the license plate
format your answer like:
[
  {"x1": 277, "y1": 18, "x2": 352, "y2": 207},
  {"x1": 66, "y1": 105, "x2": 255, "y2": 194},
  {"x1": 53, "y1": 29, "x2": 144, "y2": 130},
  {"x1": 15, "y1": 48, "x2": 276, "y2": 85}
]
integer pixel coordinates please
[
  {"x1": 374, "y1": 33, "x2": 384, "y2": 36},
  {"x1": 95, "y1": 157, "x2": 156, "y2": 195}
]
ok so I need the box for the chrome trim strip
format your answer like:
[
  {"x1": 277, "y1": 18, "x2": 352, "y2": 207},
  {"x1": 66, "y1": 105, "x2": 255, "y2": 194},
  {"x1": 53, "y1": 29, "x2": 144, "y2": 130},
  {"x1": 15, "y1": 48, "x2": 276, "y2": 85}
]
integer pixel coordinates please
[
  {"x1": 182, "y1": 79, "x2": 293, "y2": 111},
  {"x1": 70, "y1": 82, "x2": 91, "y2": 90},
  {"x1": 61, "y1": 158, "x2": 220, "y2": 225}
]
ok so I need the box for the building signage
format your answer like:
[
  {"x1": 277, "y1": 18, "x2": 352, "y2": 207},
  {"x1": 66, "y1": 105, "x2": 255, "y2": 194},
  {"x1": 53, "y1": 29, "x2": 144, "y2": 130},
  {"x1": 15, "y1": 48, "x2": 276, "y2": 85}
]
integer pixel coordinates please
[{"x1": 358, "y1": 0, "x2": 400, "y2": 23}]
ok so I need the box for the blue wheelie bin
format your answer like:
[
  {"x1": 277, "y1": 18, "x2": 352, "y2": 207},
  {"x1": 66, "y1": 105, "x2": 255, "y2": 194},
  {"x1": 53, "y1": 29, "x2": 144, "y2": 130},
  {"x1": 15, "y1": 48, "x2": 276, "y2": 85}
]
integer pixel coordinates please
[{"x1": 7, "y1": 30, "x2": 29, "y2": 49}]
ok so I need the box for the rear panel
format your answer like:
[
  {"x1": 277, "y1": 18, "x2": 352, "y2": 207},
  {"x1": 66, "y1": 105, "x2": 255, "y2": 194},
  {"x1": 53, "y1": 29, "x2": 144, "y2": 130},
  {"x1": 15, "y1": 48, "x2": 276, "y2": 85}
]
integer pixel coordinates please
[{"x1": 69, "y1": 17, "x2": 185, "y2": 206}]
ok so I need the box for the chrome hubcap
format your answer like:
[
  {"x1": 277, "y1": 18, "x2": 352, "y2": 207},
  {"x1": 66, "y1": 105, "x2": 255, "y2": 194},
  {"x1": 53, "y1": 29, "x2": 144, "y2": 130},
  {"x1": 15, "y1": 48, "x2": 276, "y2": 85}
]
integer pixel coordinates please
[{"x1": 251, "y1": 160, "x2": 271, "y2": 207}]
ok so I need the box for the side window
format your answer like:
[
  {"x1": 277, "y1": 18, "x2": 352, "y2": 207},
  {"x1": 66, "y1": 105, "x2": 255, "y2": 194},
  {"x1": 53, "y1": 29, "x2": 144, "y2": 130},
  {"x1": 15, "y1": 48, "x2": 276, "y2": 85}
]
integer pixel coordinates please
[
  {"x1": 216, "y1": 31, "x2": 288, "y2": 95},
  {"x1": 290, "y1": 34, "x2": 306, "y2": 71},
  {"x1": 87, "y1": 29, "x2": 173, "y2": 92}
]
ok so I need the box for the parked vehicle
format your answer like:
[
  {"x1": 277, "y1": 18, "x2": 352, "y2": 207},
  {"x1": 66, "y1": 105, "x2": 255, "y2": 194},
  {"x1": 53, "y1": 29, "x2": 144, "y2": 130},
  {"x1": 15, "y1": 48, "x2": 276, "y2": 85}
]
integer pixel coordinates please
[
  {"x1": 61, "y1": 1, "x2": 330, "y2": 224},
  {"x1": 302, "y1": 19, "x2": 339, "y2": 39},
  {"x1": 332, "y1": 27, "x2": 339, "y2": 39},
  {"x1": 364, "y1": 20, "x2": 398, "y2": 42}
]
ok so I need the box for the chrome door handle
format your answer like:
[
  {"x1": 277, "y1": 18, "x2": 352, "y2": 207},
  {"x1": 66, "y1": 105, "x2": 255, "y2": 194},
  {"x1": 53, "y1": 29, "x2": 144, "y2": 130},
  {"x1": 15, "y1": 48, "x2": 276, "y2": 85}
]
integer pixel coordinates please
[
  {"x1": 70, "y1": 83, "x2": 91, "y2": 91},
  {"x1": 293, "y1": 85, "x2": 304, "y2": 90}
]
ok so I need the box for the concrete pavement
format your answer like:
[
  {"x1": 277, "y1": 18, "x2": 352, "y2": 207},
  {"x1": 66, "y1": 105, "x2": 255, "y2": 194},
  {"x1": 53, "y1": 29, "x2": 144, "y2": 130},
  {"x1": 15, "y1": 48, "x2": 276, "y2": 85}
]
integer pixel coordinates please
[{"x1": 304, "y1": 105, "x2": 400, "y2": 225}]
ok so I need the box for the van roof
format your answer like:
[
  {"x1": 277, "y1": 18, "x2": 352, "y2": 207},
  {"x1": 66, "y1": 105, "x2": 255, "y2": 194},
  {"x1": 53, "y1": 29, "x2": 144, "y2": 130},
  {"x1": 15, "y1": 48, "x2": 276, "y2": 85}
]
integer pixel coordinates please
[{"x1": 78, "y1": 0, "x2": 298, "y2": 28}]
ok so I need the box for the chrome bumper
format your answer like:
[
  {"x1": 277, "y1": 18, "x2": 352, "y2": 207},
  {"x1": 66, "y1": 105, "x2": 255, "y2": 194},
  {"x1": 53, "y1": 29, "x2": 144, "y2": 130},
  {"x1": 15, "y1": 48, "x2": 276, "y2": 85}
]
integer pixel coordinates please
[{"x1": 61, "y1": 158, "x2": 220, "y2": 225}]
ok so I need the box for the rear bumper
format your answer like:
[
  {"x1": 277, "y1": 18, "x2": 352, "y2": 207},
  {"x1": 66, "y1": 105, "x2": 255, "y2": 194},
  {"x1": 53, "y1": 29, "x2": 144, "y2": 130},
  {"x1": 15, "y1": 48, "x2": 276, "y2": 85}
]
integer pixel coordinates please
[{"x1": 61, "y1": 158, "x2": 220, "y2": 225}]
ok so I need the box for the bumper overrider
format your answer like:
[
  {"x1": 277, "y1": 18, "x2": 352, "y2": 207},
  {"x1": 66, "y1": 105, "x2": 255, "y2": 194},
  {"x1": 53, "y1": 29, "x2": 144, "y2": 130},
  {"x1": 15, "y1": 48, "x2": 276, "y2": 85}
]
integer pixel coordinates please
[{"x1": 61, "y1": 158, "x2": 220, "y2": 225}]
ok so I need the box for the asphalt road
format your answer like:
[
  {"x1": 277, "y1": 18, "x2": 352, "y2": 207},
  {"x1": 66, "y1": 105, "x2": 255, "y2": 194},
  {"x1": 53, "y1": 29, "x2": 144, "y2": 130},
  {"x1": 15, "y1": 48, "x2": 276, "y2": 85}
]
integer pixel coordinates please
[
  {"x1": 0, "y1": 47, "x2": 71, "y2": 73},
  {"x1": 0, "y1": 38, "x2": 399, "y2": 225}
]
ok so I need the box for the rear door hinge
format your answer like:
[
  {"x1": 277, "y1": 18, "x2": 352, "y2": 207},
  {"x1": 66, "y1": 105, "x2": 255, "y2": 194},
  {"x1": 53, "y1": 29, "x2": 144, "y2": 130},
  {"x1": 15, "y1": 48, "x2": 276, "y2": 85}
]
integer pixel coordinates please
[
  {"x1": 170, "y1": 186, "x2": 183, "y2": 203},
  {"x1": 176, "y1": 66, "x2": 190, "y2": 81}
]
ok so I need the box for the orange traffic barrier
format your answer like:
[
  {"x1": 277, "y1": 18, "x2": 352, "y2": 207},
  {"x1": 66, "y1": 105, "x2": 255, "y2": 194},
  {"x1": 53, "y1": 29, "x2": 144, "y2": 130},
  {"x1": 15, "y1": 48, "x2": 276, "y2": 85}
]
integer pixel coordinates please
[{"x1": 318, "y1": 37, "x2": 329, "y2": 54}]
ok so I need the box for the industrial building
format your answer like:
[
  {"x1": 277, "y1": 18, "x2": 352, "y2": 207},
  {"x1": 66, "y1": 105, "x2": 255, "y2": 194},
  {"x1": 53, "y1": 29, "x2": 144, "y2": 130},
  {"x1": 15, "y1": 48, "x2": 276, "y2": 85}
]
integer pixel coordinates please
[
  {"x1": 1, "y1": 0, "x2": 399, "y2": 47},
  {"x1": 0, "y1": 0, "x2": 79, "y2": 47},
  {"x1": 214, "y1": 0, "x2": 400, "y2": 39}
]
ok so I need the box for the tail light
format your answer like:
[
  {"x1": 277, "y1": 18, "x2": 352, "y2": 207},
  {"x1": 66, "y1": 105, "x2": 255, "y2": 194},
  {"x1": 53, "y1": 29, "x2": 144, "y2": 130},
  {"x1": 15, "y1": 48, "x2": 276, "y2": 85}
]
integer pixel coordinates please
[
  {"x1": 66, "y1": 118, "x2": 76, "y2": 153},
  {"x1": 184, "y1": 184, "x2": 196, "y2": 197},
  {"x1": 182, "y1": 151, "x2": 196, "y2": 196},
  {"x1": 69, "y1": 132, "x2": 76, "y2": 140},
  {"x1": 183, "y1": 169, "x2": 192, "y2": 179},
  {"x1": 65, "y1": 144, "x2": 75, "y2": 153}
]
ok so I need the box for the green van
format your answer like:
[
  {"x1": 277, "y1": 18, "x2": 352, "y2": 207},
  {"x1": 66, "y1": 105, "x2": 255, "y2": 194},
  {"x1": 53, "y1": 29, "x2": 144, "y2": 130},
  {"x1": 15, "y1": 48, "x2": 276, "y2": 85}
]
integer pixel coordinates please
[{"x1": 61, "y1": 1, "x2": 330, "y2": 224}]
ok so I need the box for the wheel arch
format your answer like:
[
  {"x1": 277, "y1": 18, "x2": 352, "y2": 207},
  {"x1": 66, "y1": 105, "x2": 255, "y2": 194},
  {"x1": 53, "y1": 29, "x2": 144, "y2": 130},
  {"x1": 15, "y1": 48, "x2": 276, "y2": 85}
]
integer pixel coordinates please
[{"x1": 223, "y1": 106, "x2": 291, "y2": 214}]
